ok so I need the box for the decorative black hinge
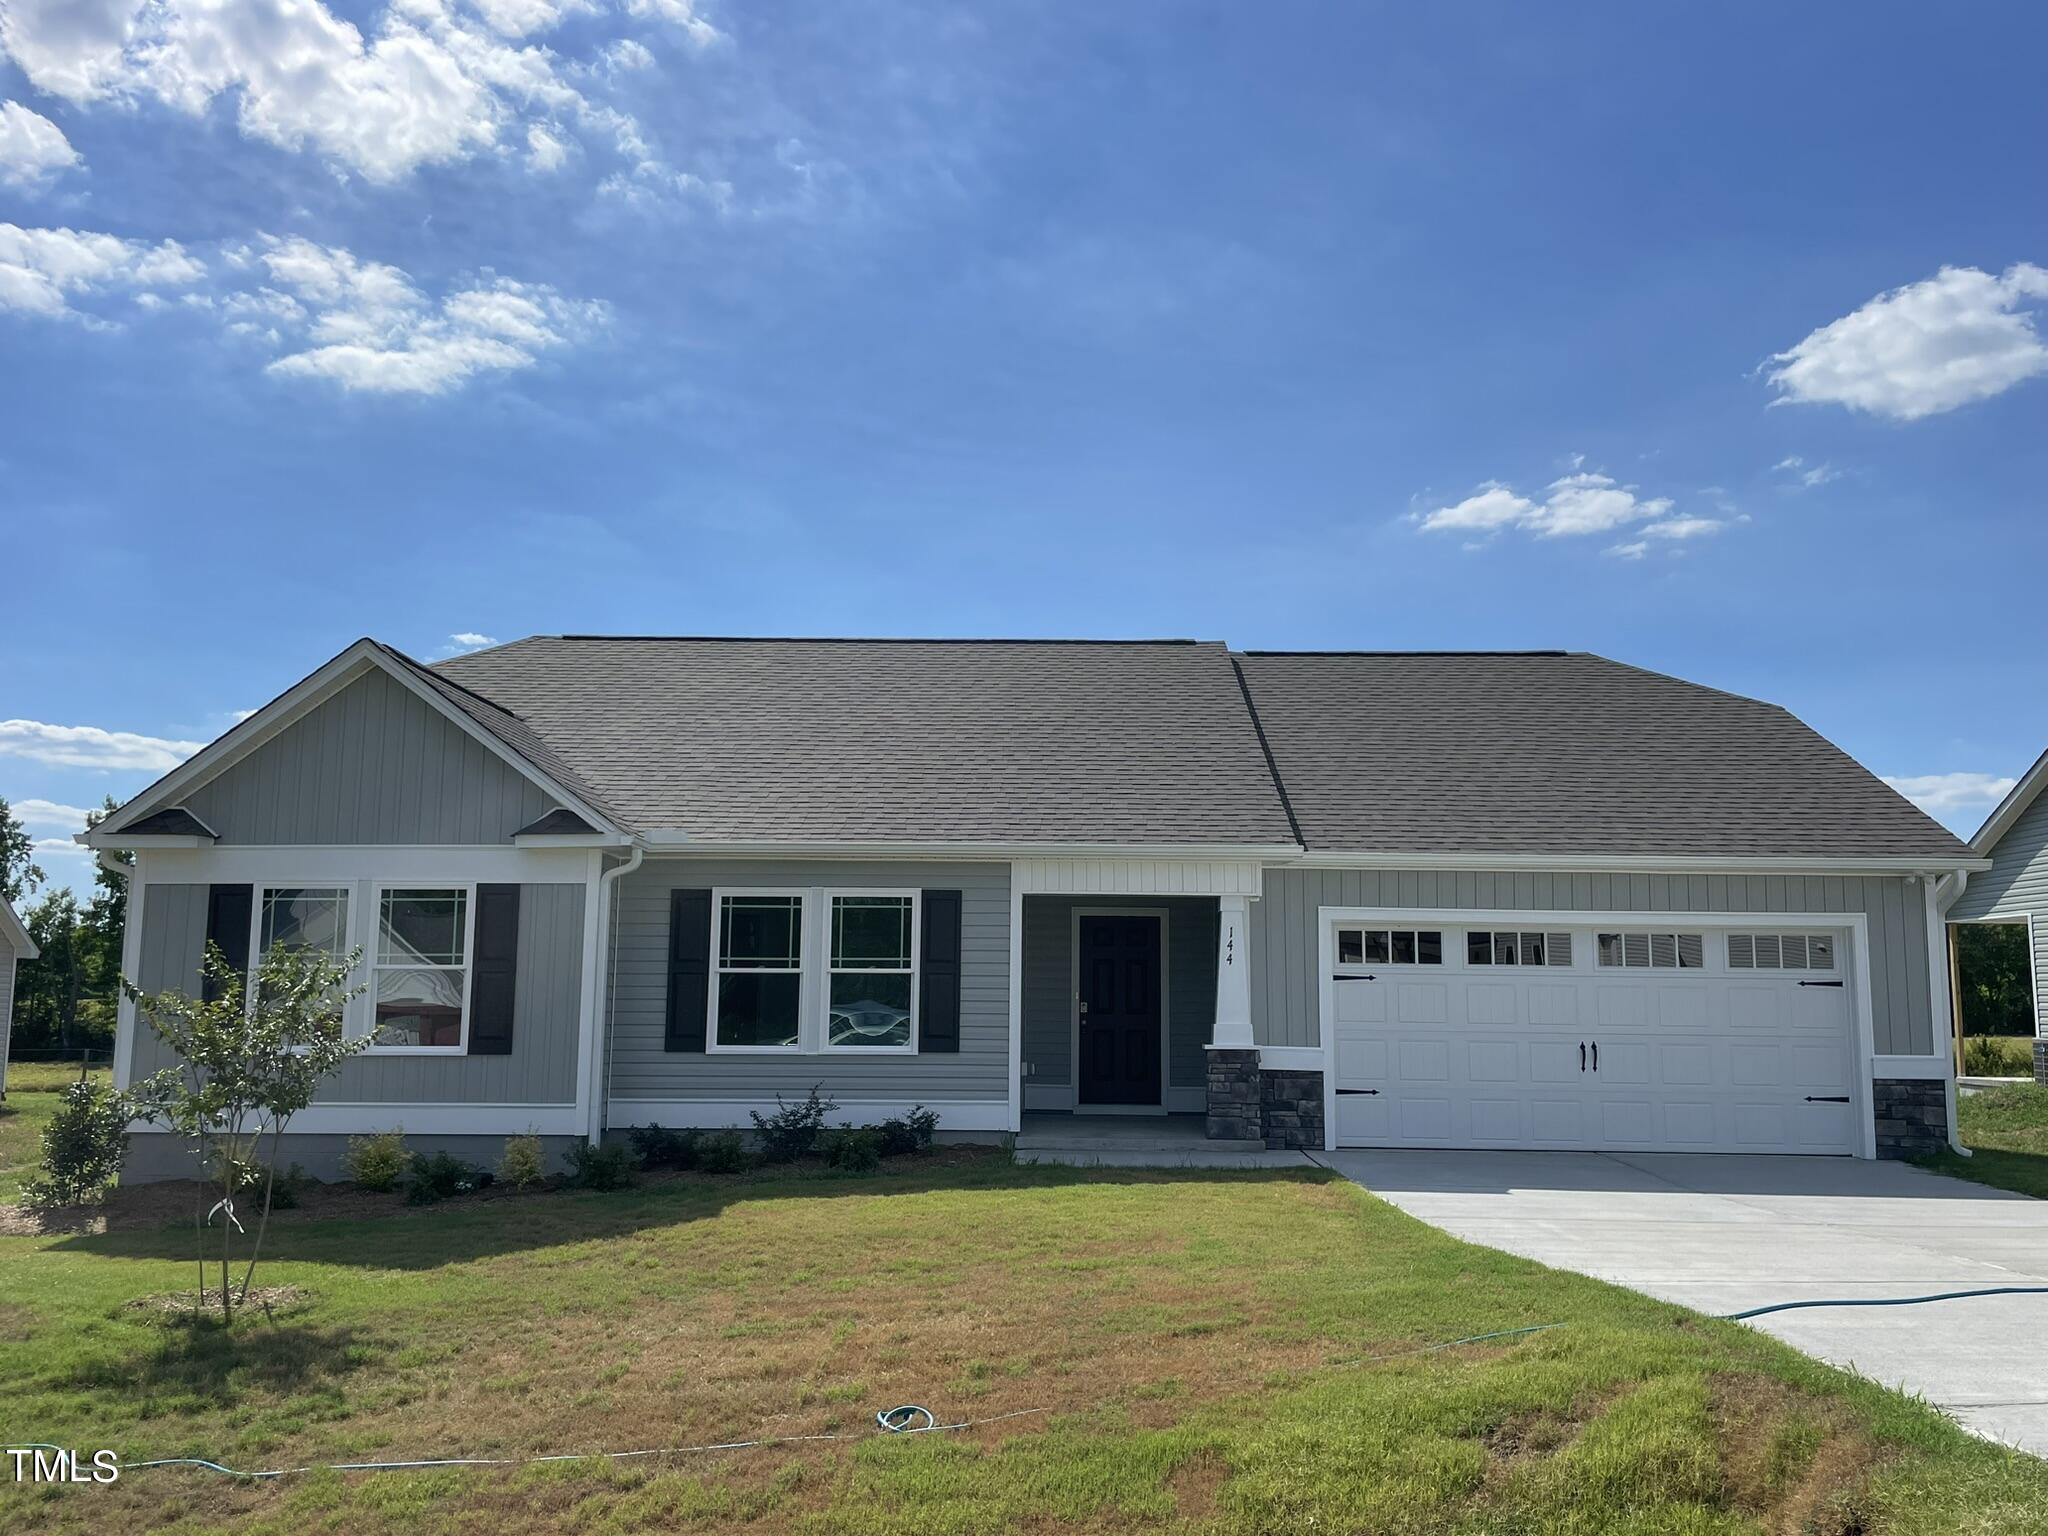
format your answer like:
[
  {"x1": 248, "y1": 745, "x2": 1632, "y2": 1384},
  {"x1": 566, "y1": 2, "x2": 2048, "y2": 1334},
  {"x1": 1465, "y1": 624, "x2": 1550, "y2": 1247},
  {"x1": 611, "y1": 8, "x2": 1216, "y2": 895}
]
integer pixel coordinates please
[
  {"x1": 1332, "y1": 973, "x2": 1379, "y2": 982},
  {"x1": 1335, "y1": 1088, "x2": 1380, "y2": 1096},
  {"x1": 1797, "y1": 980, "x2": 1844, "y2": 988},
  {"x1": 1804, "y1": 1095, "x2": 1850, "y2": 1103}
]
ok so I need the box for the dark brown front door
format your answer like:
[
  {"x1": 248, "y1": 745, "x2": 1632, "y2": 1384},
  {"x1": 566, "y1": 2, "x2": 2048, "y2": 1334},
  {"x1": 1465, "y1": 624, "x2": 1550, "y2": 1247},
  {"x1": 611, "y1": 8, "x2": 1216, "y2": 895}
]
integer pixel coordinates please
[{"x1": 1078, "y1": 914, "x2": 1162, "y2": 1105}]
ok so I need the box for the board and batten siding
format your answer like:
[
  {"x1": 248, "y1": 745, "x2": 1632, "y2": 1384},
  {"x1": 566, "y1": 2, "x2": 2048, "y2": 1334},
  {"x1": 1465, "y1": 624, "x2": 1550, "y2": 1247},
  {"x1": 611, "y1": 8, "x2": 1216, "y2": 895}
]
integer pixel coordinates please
[
  {"x1": 607, "y1": 859, "x2": 1011, "y2": 1108},
  {"x1": 1253, "y1": 867, "x2": 1937, "y2": 1057},
  {"x1": 1949, "y1": 784, "x2": 2048, "y2": 1036},
  {"x1": 127, "y1": 881, "x2": 583, "y2": 1105},
  {"x1": 182, "y1": 668, "x2": 557, "y2": 845},
  {"x1": 1021, "y1": 896, "x2": 1218, "y2": 1092}
]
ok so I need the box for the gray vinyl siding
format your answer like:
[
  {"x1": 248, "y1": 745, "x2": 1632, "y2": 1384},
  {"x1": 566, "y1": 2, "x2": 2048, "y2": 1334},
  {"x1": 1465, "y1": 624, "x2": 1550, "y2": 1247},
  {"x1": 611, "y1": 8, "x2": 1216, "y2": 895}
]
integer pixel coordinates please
[
  {"x1": 607, "y1": 859, "x2": 1010, "y2": 1108},
  {"x1": 1020, "y1": 896, "x2": 1218, "y2": 1091},
  {"x1": 183, "y1": 668, "x2": 556, "y2": 844},
  {"x1": 1254, "y1": 867, "x2": 1936, "y2": 1057},
  {"x1": 126, "y1": 881, "x2": 583, "y2": 1105},
  {"x1": 1949, "y1": 787, "x2": 2048, "y2": 1036}
]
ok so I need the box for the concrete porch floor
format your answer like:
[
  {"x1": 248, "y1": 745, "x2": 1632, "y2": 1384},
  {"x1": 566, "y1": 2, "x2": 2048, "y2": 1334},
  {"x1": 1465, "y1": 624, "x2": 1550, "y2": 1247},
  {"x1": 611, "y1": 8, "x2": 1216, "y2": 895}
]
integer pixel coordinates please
[{"x1": 1013, "y1": 1112, "x2": 1315, "y2": 1169}]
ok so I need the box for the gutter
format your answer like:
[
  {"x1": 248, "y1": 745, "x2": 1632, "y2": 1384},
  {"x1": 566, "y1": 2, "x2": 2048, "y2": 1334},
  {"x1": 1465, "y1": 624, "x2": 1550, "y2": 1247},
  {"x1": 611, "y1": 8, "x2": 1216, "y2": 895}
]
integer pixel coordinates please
[{"x1": 584, "y1": 843, "x2": 644, "y2": 1144}]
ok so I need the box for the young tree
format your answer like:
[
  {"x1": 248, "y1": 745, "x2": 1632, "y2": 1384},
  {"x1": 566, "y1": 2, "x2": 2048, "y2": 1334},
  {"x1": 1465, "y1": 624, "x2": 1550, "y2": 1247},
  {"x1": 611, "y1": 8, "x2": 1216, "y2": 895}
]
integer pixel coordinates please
[
  {"x1": 0, "y1": 795, "x2": 44, "y2": 905},
  {"x1": 126, "y1": 940, "x2": 372, "y2": 1323}
]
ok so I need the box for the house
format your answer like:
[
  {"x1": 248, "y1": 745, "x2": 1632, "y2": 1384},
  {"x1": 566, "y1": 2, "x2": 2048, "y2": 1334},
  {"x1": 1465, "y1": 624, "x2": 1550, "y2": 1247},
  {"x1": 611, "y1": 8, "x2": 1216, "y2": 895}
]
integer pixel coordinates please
[
  {"x1": 1943, "y1": 747, "x2": 2048, "y2": 1084},
  {"x1": 81, "y1": 637, "x2": 1981, "y2": 1179},
  {"x1": 0, "y1": 893, "x2": 38, "y2": 1098}
]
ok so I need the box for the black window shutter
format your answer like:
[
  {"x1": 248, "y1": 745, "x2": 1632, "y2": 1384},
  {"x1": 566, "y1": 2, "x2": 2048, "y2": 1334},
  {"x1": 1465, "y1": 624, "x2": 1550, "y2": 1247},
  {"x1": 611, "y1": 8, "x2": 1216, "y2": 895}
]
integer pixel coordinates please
[
  {"x1": 202, "y1": 884, "x2": 253, "y2": 1001},
  {"x1": 665, "y1": 888, "x2": 713, "y2": 1052},
  {"x1": 468, "y1": 883, "x2": 521, "y2": 1056},
  {"x1": 919, "y1": 890, "x2": 962, "y2": 1054}
]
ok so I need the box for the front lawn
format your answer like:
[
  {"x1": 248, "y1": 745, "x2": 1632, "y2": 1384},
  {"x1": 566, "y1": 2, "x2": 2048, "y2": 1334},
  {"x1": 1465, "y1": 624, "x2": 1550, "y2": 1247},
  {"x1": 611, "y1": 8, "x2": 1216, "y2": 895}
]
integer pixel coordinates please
[
  {"x1": 0, "y1": 1062, "x2": 111, "y2": 1201},
  {"x1": 2, "y1": 1154, "x2": 2044, "y2": 1534},
  {"x1": 1919, "y1": 1082, "x2": 2048, "y2": 1200}
]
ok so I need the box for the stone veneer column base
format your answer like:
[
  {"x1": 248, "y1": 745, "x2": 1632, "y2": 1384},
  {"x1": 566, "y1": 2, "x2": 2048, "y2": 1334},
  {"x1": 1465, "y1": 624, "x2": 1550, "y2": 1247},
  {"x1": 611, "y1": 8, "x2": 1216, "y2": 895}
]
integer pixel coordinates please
[
  {"x1": 2035, "y1": 1038, "x2": 2048, "y2": 1087},
  {"x1": 1260, "y1": 1070, "x2": 1325, "y2": 1149},
  {"x1": 1871, "y1": 1078, "x2": 1949, "y2": 1158},
  {"x1": 1204, "y1": 1049, "x2": 1262, "y2": 1141}
]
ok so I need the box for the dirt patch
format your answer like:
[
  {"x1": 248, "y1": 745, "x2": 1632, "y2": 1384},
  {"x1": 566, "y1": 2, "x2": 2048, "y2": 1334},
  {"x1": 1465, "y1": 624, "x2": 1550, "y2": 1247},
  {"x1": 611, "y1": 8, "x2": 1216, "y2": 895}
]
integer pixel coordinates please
[
  {"x1": 1166, "y1": 1449, "x2": 1230, "y2": 1521},
  {"x1": 125, "y1": 1284, "x2": 312, "y2": 1320},
  {"x1": 1712, "y1": 1374, "x2": 1887, "y2": 1536}
]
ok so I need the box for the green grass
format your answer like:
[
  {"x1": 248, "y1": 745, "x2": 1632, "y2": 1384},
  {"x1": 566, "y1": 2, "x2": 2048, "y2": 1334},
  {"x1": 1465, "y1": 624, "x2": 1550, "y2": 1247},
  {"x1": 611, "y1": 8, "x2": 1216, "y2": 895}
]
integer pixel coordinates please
[
  {"x1": 2, "y1": 1154, "x2": 2044, "y2": 1534},
  {"x1": 0, "y1": 1062, "x2": 112, "y2": 1201},
  {"x1": 1961, "y1": 1036, "x2": 2037, "y2": 1078},
  {"x1": 1918, "y1": 1082, "x2": 2048, "y2": 1200}
]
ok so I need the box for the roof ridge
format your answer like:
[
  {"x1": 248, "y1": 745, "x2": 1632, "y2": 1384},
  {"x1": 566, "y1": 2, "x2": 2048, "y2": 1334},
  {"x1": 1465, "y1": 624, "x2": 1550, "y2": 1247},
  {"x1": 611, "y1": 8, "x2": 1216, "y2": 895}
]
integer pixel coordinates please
[
  {"x1": 544, "y1": 635, "x2": 1213, "y2": 646},
  {"x1": 1237, "y1": 649, "x2": 1571, "y2": 658}
]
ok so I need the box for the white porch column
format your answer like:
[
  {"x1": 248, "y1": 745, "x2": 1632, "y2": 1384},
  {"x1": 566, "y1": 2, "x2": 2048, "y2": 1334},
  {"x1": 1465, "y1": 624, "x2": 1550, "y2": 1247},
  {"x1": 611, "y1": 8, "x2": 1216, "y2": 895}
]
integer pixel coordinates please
[{"x1": 1210, "y1": 893, "x2": 1256, "y2": 1050}]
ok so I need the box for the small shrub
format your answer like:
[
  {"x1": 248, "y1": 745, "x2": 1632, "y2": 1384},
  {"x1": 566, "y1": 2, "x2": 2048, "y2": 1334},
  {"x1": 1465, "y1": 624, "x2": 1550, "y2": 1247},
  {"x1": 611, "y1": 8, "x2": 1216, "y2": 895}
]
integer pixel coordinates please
[
  {"x1": 268, "y1": 1163, "x2": 312, "y2": 1211},
  {"x1": 498, "y1": 1133, "x2": 549, "y2": 1189},
  {"x1": 697, "y1": 1130, "x2": 754, "y2": 1175},
  {"x1": 823, "y1": 1127, "x2": 883, "y2": 1174},
  {"x1": 21, "y1": 1079, "x2": 131, "y2": 1206},
  {"x1": 752, "y1": 1086, "x2": 838, "y2": 1162},
  {"x1": 405, "y1": 1150, "x2": 495, "y2": 1205},
  {"x1": 344, "y1": 1130, "x2": 411, "y2": 1192},
  {"x1": 628, "y1": 1124, "x2": 701, "y2": 1171},
  {"x1": 877, "y1": 1105, "x2": 940, "y2": 1157},
  {"x1": 565, "y1": 1141, "x2": 639, "y2": 1191},
  {"x1": 1963, "y1": 1035, "x2": 2033, "y2": 1077}
]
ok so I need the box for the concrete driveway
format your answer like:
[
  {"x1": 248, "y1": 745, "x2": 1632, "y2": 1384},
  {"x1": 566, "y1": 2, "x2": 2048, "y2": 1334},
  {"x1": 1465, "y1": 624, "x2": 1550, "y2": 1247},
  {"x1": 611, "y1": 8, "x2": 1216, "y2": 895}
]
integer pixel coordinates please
[{"x1": 1319, "y1": 1149, "x2": 2048, "y2": 1456}]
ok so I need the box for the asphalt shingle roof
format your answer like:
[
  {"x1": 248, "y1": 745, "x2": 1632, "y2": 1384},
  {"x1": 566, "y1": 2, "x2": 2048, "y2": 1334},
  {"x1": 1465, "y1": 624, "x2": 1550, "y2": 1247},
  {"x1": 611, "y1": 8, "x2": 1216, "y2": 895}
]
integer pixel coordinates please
[
  {"x1": 1233, "y1": 651, "x2": 1970, "y2": 860},
  {"x1": 434, "y1": 637, "x2": 1300, "y2": 846}
]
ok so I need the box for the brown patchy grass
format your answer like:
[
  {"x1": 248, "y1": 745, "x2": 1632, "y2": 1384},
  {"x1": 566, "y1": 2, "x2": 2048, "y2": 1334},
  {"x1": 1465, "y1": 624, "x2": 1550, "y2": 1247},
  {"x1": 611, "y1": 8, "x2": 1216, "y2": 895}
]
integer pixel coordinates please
[{"x1": 2, "y1": 1153, "x2": 2045, "y2": 1535}]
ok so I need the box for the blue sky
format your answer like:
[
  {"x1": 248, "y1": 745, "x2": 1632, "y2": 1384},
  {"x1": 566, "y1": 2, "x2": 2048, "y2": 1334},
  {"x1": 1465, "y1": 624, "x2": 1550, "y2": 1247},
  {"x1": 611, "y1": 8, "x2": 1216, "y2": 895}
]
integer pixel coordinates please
[{"x1": 3, "y1": 1, "x2": 2045, "y2": 895}]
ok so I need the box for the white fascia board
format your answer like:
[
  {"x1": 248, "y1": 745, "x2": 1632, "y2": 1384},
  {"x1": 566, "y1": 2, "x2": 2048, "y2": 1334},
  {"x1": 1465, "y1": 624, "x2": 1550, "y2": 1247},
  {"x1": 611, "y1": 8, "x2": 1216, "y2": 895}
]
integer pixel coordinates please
[
  {"x1": 86, "y1": 638, "x2": 621, "y2": 845},
  {"x1": 637, "y1": 835, "x2": 1304, "y2": 860},
  {"x1": 1284, "y1": 850, "x2": 1989, "y2": 875},
  {"x1": 0, "y1": 897, "x2": 36, "y2": 958},
  {"x1": 512, "y1": 832, "x2": 636, "y2": 849},
  {"x1": 75, "y1": 833, "x2": 210, "y2": 849},
  {"x1": 1968, "y1": 745, "x2": 2048, "y2": 855}
]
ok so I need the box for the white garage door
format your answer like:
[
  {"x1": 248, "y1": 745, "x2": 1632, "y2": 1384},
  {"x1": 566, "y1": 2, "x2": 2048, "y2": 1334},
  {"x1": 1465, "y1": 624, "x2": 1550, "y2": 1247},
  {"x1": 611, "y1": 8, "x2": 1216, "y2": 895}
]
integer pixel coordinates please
[{"x1": 1327, "y1": 919, "x2": 1860, "y2": 1154}]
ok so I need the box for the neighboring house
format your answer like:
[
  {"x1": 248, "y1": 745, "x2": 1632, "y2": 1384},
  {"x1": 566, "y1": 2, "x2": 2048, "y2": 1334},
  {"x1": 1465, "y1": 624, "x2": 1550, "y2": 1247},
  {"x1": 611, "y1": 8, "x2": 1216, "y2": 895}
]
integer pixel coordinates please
[
  {"x1": 0, "y1": 893, "x2": 39, "y2": 1099},
  {"x1": 82, "y1": 637, "x2": 1980, "y2": 1180},
  {"x1": 1944, "y1": 748, "x2": 2048, "y2": 1084}
]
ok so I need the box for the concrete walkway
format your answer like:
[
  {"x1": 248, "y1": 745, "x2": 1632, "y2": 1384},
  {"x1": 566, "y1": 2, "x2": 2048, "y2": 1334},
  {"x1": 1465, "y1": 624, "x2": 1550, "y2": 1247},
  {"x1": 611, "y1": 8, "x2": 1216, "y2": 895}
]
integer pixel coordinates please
[{"x1": 1319, "y1": 1149, "x2": 2048, "y2": 1456}]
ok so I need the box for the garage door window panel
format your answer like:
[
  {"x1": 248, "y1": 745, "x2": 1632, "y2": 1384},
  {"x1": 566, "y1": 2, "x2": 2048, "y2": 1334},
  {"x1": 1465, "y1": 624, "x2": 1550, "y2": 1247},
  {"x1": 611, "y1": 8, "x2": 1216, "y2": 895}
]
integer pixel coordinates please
[
  {"x1": 1597, "y1": 931, "x2": 1704, "y2": 970},
  {"x1": 1336, "y1": 927, "x2": 1442, "y2": 967}
]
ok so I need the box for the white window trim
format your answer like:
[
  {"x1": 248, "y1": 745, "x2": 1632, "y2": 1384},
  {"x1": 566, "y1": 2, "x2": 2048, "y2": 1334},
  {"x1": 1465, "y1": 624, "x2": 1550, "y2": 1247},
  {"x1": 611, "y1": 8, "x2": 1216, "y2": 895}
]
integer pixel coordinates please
[
  {"x1": 365, "y1": 881, "x2": 477, "y2": 1055},
  {"x1": 703, "y1": 886, "x2": 926, "y2": 1055},
  {"x1": 706, "y1": 887, "x2": 809, "y2": 1054},
  {"x1": 823, "y1": 888, "x2": 921, "y2": 1055}
]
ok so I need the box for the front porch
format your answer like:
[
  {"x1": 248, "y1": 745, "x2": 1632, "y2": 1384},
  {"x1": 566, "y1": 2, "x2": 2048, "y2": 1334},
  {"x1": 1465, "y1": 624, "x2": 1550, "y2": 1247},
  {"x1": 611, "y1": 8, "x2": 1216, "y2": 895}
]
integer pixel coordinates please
[
  {"x1": 1013, "y1": 1111, "x2": 1316, "y2": 1167},
  {"x1": 1007, "y1": 862, "x2": 1325, "y2": 1150}
]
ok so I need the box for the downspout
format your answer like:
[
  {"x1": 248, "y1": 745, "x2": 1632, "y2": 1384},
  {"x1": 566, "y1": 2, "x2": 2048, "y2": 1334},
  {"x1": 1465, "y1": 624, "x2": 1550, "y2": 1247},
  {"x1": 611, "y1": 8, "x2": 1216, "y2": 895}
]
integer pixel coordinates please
[
  {"x1": 586, "y1": 844, "x2": 644, "y2": 1145},
  {"x1": 1931, "y1": 869, "x2": 1971, "y2": 1157}
]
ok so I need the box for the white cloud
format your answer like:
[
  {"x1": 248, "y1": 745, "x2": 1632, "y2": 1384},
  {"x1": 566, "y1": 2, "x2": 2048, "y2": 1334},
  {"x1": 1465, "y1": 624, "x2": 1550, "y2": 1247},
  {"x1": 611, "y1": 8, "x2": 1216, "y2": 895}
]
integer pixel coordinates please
[
  {"x1": 1881, "y1": 771, "x2": 2019, "y2": 817},
  {"x1": 11, "y1": 798, "x2": 97, "y2": 833},
  {"x1": 0, "y1": 100, "x2": 82, "y2": 188},
  {"x1": 0, "y1": 0, "x2": 671, "y2": 184},
  {"x1": 601, "y1": 37, "x2": 655, "y2": 71},
  {"x1": 252, "y1": 236, "x2": 607, "y2": 394},
  {"x1": 0, "y1": 222, "x2": 204, "y2": 318},
  {"x1": 526, "y1": 122, "x2": 569, "y2": 172},
  {"x1": 623, "y1": 0, "x2": 722, "y2": 49},
  {"x1": 0, "y1": 719, "x2": 204, "y2": 771},
  {"x1": 447, "y1": 631, "x2": 498, "y2": 650},
  {"x1": 1417, "y1": 468, "x2": 1716, "y2": 554},
  {"x1": 1415, "y1": 484, "x2": 1534, "y2": 534},
  {"x1": 1772, "y1": 455, "x2": 1840, "y2": 489},
  {"x1": 1766, "y1": 264, "x2": 2048, "y2": 420}
]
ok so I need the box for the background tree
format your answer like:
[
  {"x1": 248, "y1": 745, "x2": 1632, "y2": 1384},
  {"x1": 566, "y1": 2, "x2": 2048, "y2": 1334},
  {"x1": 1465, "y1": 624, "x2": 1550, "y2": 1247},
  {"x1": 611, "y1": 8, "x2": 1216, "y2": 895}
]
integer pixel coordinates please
[
  {"x1": 1956, "y1": 922, "x2": 2036, "y2": 1037},
  {"x1": 8, "y1": 797, "x2": 127, "y2": 1064},
  {"x1": 0, "y1": 796, "x2": 44, "y2": 905}
]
